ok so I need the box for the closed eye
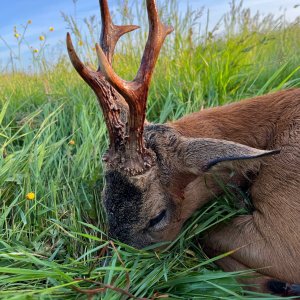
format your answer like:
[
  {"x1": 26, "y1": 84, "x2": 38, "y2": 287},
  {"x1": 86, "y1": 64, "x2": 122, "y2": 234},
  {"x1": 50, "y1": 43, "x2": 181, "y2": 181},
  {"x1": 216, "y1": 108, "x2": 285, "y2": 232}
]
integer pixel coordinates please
[{"x1": 149, "y1": 210, "x2": 166, "y2": 228}]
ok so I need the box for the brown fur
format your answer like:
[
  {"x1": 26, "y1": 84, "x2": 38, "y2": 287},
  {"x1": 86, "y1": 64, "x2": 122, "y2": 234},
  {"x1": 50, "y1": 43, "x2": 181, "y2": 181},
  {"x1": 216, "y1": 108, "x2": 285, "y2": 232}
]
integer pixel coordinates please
[
  {"x1": 169, "y1": 89, "x2": 300, "y2": 289},
  {"x1": 102, "y1": 89, "x2": 300, "y2": 294}
]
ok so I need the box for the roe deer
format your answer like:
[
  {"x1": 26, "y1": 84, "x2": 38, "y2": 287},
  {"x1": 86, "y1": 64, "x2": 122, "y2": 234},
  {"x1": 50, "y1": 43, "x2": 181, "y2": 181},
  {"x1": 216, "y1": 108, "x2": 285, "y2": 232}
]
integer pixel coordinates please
[{"x1": 67, "y1": 0, "x2": 300, "y2": 296}]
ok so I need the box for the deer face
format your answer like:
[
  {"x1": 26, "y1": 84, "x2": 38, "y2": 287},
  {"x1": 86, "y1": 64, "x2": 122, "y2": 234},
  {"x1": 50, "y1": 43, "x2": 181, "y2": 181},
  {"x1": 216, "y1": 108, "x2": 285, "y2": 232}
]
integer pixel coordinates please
[
  {"x1": 101, "y1": 126, "x2": 183, "y2": 248},
  {"x1": 100, "y1": 125, "x2": 194, "y2": 248},
  {"x1": 103, "y1": 168, "x2": 183, "y2": 248}
]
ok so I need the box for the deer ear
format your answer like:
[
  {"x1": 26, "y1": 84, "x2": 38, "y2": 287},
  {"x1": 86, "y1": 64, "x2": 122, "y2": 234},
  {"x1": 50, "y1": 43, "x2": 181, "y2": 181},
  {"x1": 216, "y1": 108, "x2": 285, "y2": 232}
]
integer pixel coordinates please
[{"x1": 180, "y1": 137, "x2": 280, "y2": 174}]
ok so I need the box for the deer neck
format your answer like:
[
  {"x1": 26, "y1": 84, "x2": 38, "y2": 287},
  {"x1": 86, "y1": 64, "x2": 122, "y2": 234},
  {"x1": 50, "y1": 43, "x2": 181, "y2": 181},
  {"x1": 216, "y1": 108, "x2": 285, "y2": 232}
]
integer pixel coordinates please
[{"x1": 169, "y1": 91, "x2": 296, "y2": 150}]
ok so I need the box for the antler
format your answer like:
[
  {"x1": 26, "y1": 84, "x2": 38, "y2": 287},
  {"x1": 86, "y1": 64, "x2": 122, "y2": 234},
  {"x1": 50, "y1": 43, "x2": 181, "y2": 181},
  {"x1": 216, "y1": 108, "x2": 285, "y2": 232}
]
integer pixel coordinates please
[
  {"x1": 96, "y1": 0, "x2": 173, "y2": 171},
  {"x1": 99, "y1": 0, "x2": 139, "y2": 65},
  {"x1": 67, "y1": 0, "x2": 139, "y2": 152},
  {"x1": 67, "y1": 0, "x2": 173, "y2": 175}
]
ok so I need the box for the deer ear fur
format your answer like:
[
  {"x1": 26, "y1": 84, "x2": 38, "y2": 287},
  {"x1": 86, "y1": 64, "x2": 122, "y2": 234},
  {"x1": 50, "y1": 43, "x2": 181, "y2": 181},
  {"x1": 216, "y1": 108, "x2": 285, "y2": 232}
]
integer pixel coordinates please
[{"x1": 179, "y1": 137, "x2": 280, "y2": 174}]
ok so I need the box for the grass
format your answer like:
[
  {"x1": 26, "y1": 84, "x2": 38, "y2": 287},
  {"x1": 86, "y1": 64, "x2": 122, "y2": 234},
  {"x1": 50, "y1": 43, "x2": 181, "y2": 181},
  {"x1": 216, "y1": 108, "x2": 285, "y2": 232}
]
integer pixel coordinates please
[{"x1": 1, "y1": 0, "x2": 300, "y2": 298}]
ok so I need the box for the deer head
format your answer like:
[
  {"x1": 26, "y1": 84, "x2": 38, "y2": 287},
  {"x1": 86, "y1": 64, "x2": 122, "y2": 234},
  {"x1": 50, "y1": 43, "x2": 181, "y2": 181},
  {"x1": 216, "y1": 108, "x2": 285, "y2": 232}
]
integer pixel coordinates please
[{"x1": 67, "y1": 0, "x2": 278, "y2": 248}]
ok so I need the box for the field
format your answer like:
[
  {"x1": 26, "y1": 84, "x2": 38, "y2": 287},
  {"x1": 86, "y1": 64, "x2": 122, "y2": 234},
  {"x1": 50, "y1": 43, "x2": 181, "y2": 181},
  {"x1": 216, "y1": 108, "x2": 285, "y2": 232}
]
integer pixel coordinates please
[{"x1": 1, "y1": 0, "x2": 300, "y2": 299}]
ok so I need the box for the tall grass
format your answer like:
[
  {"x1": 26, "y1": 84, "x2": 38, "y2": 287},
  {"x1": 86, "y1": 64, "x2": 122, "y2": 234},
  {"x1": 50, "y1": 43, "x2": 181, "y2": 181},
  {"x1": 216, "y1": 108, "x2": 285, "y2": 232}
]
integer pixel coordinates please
[{"x1": 1, "y1": 0, "x2": 300, "y2": 298}]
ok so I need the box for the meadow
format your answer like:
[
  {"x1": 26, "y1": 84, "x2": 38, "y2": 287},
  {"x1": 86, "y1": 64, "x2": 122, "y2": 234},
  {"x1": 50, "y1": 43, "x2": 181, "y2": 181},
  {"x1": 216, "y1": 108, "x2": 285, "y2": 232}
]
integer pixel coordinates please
[{"x1": 1, "y1": 0, "x2": 300, "y2": 299}]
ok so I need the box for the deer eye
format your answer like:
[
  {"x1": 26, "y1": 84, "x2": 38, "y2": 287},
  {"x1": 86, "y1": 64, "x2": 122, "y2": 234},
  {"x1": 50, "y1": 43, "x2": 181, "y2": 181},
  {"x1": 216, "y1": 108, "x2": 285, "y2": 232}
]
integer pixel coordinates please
[{"x1": 149, "y1": 210, "x2": 166, "y2": 228}]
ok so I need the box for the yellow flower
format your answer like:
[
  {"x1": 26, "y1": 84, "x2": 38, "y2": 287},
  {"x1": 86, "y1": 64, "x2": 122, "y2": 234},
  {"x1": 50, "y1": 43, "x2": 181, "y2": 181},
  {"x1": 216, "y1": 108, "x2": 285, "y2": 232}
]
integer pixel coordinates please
[
  {"x1": 39, "y1": 35, "x2": 45, "y2": 41},
  {"x1": 14, "y1": 33, "x2": 20, "y2": 39},
  {"x1": 69, "y1": 139, "x2": 75, "y2": 146},
  {"x1": 33, "y1": 49, "x2": 39, "y2": 53},
  {"x1": 49, "y1": 26, "x2": 54, "y2": 32},
  {"x1": 26, "y1": 192, "x2": 35, "y2": 200},
  {"x1": 78, "y1": 40, "x2": 84, "y2": 46},
  {"x1": 92, "y1": 47, "x2": 96, "y2": 52},
  {"x1": 28, "y1": 20, "x2": 32, "y2": 24}
]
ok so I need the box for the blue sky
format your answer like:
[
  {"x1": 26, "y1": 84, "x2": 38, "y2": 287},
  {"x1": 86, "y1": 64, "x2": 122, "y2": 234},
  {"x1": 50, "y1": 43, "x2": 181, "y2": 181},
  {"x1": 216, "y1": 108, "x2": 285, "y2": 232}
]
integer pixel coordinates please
[{"x1": 1, "y1": 0, "x2": 299, "y2": 69}]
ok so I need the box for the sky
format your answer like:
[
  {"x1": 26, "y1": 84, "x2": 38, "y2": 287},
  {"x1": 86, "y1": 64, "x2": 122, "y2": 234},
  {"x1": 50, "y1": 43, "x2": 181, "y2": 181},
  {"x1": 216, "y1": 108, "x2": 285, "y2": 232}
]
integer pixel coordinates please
[{"x1": 1, "y1": 0, "x2": 300, "y2": 70}]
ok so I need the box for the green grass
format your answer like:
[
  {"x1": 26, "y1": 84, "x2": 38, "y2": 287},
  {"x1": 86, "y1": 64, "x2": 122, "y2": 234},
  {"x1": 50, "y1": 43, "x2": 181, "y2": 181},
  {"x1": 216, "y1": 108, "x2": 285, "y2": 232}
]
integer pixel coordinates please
[{"x1": 1, "y1": 0, "x2": 300, "y2": 298}]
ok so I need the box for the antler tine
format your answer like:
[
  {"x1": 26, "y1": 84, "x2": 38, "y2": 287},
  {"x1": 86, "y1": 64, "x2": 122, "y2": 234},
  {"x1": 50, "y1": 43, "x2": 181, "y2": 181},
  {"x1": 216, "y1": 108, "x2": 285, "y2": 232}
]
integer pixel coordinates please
[
  {"x1": 136, "y1": 0, "x2": 174, "y2": 84},
  {"x1": 67, "y1": 32, "x2": 93, "y2": 82},
  {"x1": 97, "y1": 0, "x2": 174, "y2": 135},
  {"x1": 67, "y1": 1, "x2": 139, "y2": 75},
  {"x1": 99, "y1": 0, "x2": 140, "y2": 64}
]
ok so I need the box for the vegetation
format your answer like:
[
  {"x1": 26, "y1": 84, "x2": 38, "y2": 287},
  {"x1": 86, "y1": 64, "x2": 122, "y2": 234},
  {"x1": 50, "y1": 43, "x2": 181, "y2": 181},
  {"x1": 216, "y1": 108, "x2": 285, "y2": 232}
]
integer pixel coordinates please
[{"x1": 1, "y1": 0, "x2": 300, "y2": 298}]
